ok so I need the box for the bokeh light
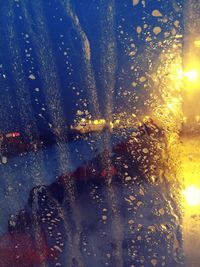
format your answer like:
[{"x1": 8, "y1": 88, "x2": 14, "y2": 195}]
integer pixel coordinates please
[{"x1": 183, "y1": 185, "x2": 200, "y2": 206}]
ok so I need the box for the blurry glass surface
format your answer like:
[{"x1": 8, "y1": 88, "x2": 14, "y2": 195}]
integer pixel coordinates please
[{"x1": 0, "y1": 0, "x2": 199, "y2": 266}]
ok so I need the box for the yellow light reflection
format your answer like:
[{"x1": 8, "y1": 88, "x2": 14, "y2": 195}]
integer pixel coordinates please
[
  {"x1": 196, "y1": 115, "x2": 200, "y2": 123},
  {"x1": 194, "y1": 40, "x2": 200, "y2": 48},
  {"x1": 183, "y1": 185, "x2": 200, "y2": 206},
  {"x1": 184, "y1": 69, "x2": 199, "y2": 82},
  {"x1": 165, "y1": 97, "x2": 180, "y2": 115},
  {"x1": 179, "y1": 136, "x2": 200, "y2": 211},
  {"x1": 93, "y1": 119, "x2": 99, "y2": 125},
  {"x1": 109, "y1": 122, "x2": 114, "y2": 128},
  {"x1": 183, "y1": 116, "x2": 187, "y2": 123}
]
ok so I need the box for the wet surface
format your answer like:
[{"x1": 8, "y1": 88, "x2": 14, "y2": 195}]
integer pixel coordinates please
[
  {"x1": 0, "y1": 0, "x2": 196, "y2": 266},
  {"x1": 180, "y1": 136, "x2": 200, "y2": 267},
  {"x1": 0, "y1": 126, "x2": 184, "y2": 267}
]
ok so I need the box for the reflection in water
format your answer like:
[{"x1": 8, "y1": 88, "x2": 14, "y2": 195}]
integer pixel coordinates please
[{"x1": 0, "y1": 0, "x2": 187, "y2": 266}]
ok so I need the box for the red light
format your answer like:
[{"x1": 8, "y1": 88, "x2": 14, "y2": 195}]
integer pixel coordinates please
[
  {"x1": 13, "y1": 132, "x2": 20, "y2": 137},
  {"x1": 6, "y1": 132, "x2": 20, "y2": 138}
]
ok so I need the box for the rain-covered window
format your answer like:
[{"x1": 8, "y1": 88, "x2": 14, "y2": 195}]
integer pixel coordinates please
[{"x1": 0, "y1": 0, "x2": 199, "y2": 266}]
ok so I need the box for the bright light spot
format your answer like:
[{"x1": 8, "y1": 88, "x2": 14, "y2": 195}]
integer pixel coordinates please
[
  {"x1": 177, "y1": 69, "x2": 183, "y2": 79},
  {"x1": 196, "y1": 115, "x2": 200, "y2": 122},
  {"x1": 194, "y1": 40, "x2": 200, "y2": 48},
  {"x1": 143, "y1": 116, "x2": 150, "y2": 122},
  {"x1": 183, "y1": 185, "x2": 200, "y2": 206},
  {"x1": 93, "y1": 120, "x2": 99, "y2": 125},
  {"x1": 183, "y1": 116, "x2": 187, "y2": 123},
  {"x1": 166, "y1": 97, "x2": 180, "y2": 114},
  {"x1": 184, "y1": 69, "x2": 199, "y2": 82}
]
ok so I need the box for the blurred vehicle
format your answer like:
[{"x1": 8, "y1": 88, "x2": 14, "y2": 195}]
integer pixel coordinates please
[{"x1": 0, "y1": 131, "x2": 42, "y2": 161}]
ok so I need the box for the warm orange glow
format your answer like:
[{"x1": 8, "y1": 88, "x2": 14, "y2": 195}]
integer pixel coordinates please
[
  {"x1": 196, "y1": 115, "x2": 200, "y2": 123},
  {"x1": 183, "y1": 116, "x2": 187, "y2": 123}
]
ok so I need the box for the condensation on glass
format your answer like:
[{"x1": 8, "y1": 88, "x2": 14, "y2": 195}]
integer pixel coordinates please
[{"x1": 0, "y1": 0, "x2": 199, "y2": 267}]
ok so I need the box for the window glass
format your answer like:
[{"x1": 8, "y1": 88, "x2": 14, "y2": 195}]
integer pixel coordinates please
[{"x1": 0, "y1": 1, "x2": 199, "y2": 266}]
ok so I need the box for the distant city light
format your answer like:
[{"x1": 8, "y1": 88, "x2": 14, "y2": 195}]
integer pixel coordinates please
[{"x1": 93, "y1": 120, "x2": 99, "y2": 125}]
